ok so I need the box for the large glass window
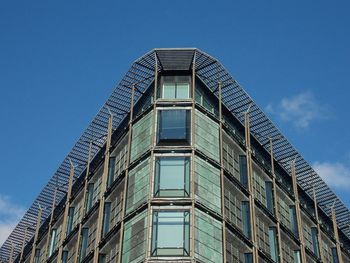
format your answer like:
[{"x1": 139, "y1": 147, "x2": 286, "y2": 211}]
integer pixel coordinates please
[
  {"x1": 85, "y1": 183, "x2": 94, "y2": 212},
  {"x1": 151, "y1": 211, "x2": 190, "y2": 257},
  {"x1": 34, "y1": 249, "x2": 40, "y2": 263},
  {"x1": 311, "y1": 227, "x2": 320, "y2": 257},
  {"x1": 239, "y1": 155, "x2": 248, "y2": 188},
  {"x1": 244, "y1": 253, "x2": 253, "y2": 263},
  {"x1": 265, "y1": 182, "x2": 274, "y2": 214},
  {"x1": 66, "y1": 207, "x2": 75, "y2": 236},
  {"x1": 157, "y1": 110, "x2": 190, "y2": 145},
  {"x1": 107, "y1": 156, "x2": 116, "y2": 188},
  {"x1": 294, "y1": 250, "x2": 301, "y2": 263},
  {"x1": 162, "y1": 77, "x2": 190, "y2": 99},
  {"x1": 79, "y1": 228, "x2": 89, "y2": 262},
  {"x1": 289, "y1": 205, "x2": 298, "y2": 237},
  {"x1": 268, "y1": 227, "x2": 279, "y2": 262},
  {"x1": 154, "y1": 157, "x2": 190, "y2": 197},
  {"x1": 62, "y1": 251, "x2": 68, "y2": 263},
  {"x1": 241, "y1": 201, "x2": 251, "y2": 239},
  {"x1": 102, "y1": 202, "x2": 111, "y2": 237},
  {"x1": 48, "y1": 228, "x2": 57, "y2": 257},
  {"x1": 332, "y1": 247, "x2": 339, "y2": 263}
]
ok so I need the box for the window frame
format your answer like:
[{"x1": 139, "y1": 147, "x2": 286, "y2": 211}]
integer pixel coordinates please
[
  {"x1": 66, "y1": 206, "x2": 75, "y2": 236},
  {"x1": 48, "y1": 228, "x2": 57, "y2": 257},
  {"x1": 151, "y1": 210, "x2": 190, "y2": 257},
  {"x1": 268, "y1": 226, "x2": 279, "y2": 262},
  {"x1": 79, "y1": 227, "x2": 89, "y2": 263},
  {"x1": 156, "y1": 108, "x2": 191, "y2": 146},
  {"x1": 102, "y1": 202, "x2": 111, "y2": 237},
  {"x1": 107, "y1": 156, "x2": 116, "y2": 188},
  {"x1": 162, "y1": 82, "x2": 190, "y2": 99},
  {"x1": 153, "y1": 154, "x2": 191, "y2": 198}
]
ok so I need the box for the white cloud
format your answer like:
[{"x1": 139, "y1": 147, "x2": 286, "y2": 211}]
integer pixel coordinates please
[
  {"x1": 266, "y1": 91, "x2": 330, "y2": 129},
  {"x1": 313, "y1": 162, "x2": 350, "y2": 189},
  {"x1": 0, "y1": 195, "x2": 25, "y2": 246}
]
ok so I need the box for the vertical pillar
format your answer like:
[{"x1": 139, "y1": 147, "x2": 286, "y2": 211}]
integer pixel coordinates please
[
  {"x1": 190, "y1": 54, "x2": 196, "y2": 261},
  {"x1": 9, "y1": 242, "x2": 14, "y2": 263},
  {"x1": 56, "y1": 162, "x2": 75, "y2": 263},
  {"x1": 290, "y1": 161, "x2": 307, "y2": 263},
  {"x1": 74, "y1": 141, "x2": 93, "y2": 263},
  {"x1": 29, "y1": 205, "x2": 43, "y2": 263},
  {"x1": 270, "y1": 138, "x2": 284, "y2": 263},
  {"x1": 117, "y1": 84, "x2": 135, "y2": 263},
  {"x1": 146, "y1": 57, "x2": 159, "y2": 259},
  {"x1": 312, "y1": 187, "x2": 325, "y2": 262},
  {"x1": 93, "y1": 113, "x2": 113, "y2": 263},
  {"x1": 20, "y1": 226, "x2": 29, "y2": 262},
  {"x1": 244, "y1": 110, "x2": 259, "y2": 263},
  {"x1": 332, "y1": 207, "x2": 344, "y2": 263},
  {"x1": 218, "y1": 81, "x2": 227, "y2": 263},
  {"x1": 44, "y1": 188, "x2": 58, "y2": 260}
]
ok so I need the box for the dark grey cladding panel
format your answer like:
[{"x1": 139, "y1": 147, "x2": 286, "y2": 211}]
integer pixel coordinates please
[{"x1": 155, "y1": 49, "x2": 195, "y2": 71}]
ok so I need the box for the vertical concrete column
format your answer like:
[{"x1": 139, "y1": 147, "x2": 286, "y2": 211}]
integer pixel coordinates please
[
  {"x1": 20, "y1": 226, "x2": 29, "y2": 262},
  {"x1": 290, "y1": 161, "x2": 307, "y2": 263},
  {"x1": 332, "y1": 207, "x2": 344, "y2": 263},
  {"x1": 218, "y1": 81, "x2": 227, "y2": 263},
  {"x1": 57, "y1": 162, "x2": 75, "y2": 263},
  {"x1": 92, "y1": 113, "x2": 114, "y2": 263},
  {"x1": 9, "y1": 242, "x2": 14, "y2": 263},
  {"x1": 244, "y1": 110, "x2": 259, "y2": 263},
  {"x1": 117, "y1": 84, "x2": 135, "y2": 263},
  {"x1": 190, "y1": 53, "x2": 196, "y2": 261},
  {"x1": 270, "y1": 138, "x2": 284, "y2": 263},
  {"x1": 145, "y1": 57, "x2": 158, "y2": 260},
  {"x1": 312, "y1": 187, "x2": 325, "y2": 262},
  {"x1": 29, "y1": 205, "x2": 43, "y2": 263},
  {"x1": 74, "y1": 142, "x2": 93, "y2": 263},
  {"x1": 44, "y1": 188, "x2": 58, "y2": 260}
]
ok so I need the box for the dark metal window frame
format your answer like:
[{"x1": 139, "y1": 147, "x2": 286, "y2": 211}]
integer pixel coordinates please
[{"x1": 151, "y1": 210, "x2": 190, "y2": 257}]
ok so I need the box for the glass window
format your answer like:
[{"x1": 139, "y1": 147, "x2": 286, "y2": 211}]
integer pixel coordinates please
[
  {"x1": 79, "y1": 228, "x2": 89, "y2": 262},
  {"x1": 99, "y1": 254, "x2": 106, "y2": 263},
  {"x1": 239, "y1": 155, "x2": 248, "y2": 188},
  {"x1": 157, "y1": 110, "x2": 190, "y2": 145},
  {"x1": 265, "y1": 182, "x2": 274, "y2": 214},
  {"x1": 268, "y1": 227, "x2": 279, "y2": 262},
  {"x1": 241, "y1": 201, "x2": 251, "y2": 239},
  {"x1": 102, "y1": 202, "x2": 111, "y2": 237},
  {"x1": 311, "y1": 227, "x2": 319, "y2": 257},
  {"x1": 289, "y1": 205, "x2": 298, "y2": 237},
  {"x1": 162, "y1": 82, "x2": 189, "y2": 99},
  {"x1": 244, "y1": 253, "x2": 253, "y2": 263},
  {"x1": 107, "y1": 156, "x2": 116, "y2": 188},
  {"x1": 34, "y1": 249, "x2": 40, "y2": 263},
  {"x1": 151, "y1": 211, "x2": 190, "y2": 257},
  {"x1": 86, "y1": 183, "x2": 94, "y2": 212},
  {"x1": 154, "y1": 157, "x2": 190, "y2": 197},
  {"x1": 332, "y1": 247, "x2": 339, "y2": 263},
  {"x1": 294, "y1": 250, "x2": 301, "y2": 263},
  {"x1": 62, "y1": 251, "x2": 68, "y2": 263},
  {"x1": 48, "y1": 228, "x2": 57, "y2": 257},
  {"x1": 66, "y1": 207, "x2": 75, "y2": 236}
]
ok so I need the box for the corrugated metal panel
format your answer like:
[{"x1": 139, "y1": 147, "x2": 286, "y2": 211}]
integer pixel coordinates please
[{"x1": 156, "y1": 48, "x2": 195, "y2": 71}]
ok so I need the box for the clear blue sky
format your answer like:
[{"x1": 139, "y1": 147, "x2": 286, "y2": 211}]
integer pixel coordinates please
[{"x1": 1, "y1": 0, "x2": 350, "y2": 242}]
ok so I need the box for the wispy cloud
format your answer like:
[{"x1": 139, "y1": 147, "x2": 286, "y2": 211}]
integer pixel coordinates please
[
  {"x1": 313, "y1": 161, "x2": 350, "y2": 189},
  {"x1": 0, "y1": 195, "x2": 25, "y2": 246},
  {"x1": 266, "y1": 91, "x2": 331, "y2": 129}
]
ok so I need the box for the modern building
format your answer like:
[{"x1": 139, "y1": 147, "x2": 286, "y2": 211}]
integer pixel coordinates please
[{"x1": 1, "y1": 48, "x2": 350, "y2": 263}]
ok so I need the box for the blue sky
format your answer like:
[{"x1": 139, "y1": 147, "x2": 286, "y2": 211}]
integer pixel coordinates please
[{"x1": 1, "y1": 0, "x2": 350, "y2": 243}]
